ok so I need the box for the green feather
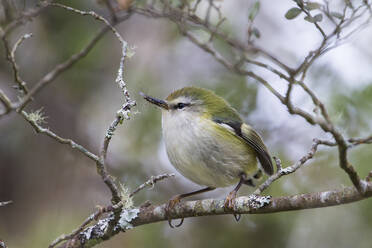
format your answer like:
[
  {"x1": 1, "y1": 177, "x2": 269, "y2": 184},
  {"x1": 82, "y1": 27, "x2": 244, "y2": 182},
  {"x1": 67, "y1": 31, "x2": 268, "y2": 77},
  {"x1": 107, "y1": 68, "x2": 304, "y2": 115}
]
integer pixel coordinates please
[
  {"x1": 240, "y1": 124, "x2": 274, "y2": 175},
  {"x1": 167, "y1": 86, "x2": 242, "y2": 122}
]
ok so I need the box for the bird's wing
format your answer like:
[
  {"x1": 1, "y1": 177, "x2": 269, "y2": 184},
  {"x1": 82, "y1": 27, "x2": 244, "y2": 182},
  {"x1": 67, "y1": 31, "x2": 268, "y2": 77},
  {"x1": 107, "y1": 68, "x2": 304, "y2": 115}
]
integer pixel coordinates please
[
  {"x1": 213, "y1": 119, "x2": 274, "y2": 175},
  {"x1": 240, "y1": 124, "x2": 274, "y2": 175}
]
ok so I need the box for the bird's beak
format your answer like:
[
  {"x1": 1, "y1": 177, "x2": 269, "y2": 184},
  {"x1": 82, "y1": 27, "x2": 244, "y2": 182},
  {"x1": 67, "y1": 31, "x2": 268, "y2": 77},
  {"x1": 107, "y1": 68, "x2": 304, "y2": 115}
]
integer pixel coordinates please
[{"x1": 139, "y1": 92, "x2": 169, "y2": 110}]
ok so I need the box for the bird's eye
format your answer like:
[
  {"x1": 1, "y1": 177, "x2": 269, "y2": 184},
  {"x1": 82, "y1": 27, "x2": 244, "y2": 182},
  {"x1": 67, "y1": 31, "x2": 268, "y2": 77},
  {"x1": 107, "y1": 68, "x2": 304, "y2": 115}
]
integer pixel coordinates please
[
  {"x1": 176, "y1": 102, "x2": 190, "y2": 109},
  {"x1": 177, "y1": 103, "x2": 186, "y2": 109}
]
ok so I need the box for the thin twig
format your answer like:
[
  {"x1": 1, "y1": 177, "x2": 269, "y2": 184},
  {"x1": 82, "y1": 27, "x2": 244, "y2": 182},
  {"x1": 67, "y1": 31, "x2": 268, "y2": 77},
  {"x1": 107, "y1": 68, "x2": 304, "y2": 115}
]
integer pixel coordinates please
[
  {"x1": 16, "y1": 26, "x2": 110, "y2": 111},
  {"x1": 133, "y1": 5, "x2": 292, "y2": 73},
  {"x1": 296, "y1": 1, "x2": 327, "y2": 38},
  {"x1": 20, "y1": 110, "x2": 99, "y2": 162},
  {"x1": 349, "y1": 135, "x2": 372, "y2": 146},
  {"x1": 0, "y1": 89, "x2": 14, "y2": 115},
  {"x1": 129, "y1": 173, "x2": 175, "y2": 197},
  {"x1": 317, "y1": 139, "x2": 337, "y2": 146},
  {"x1": 2, "y1": 1, "x2": 50, "y2": 36},
  {"x1": 1, "y1": 32, "x2": 32, "y2": 95},
  {"x1": 16, "y1": 5, "x2": 133, "y2": 111},
  {"x1": 254, "y1": 139, "x2": 322, "y2": 195},
  {"x1": 296, "y1": 80, "x2": 332, "y2": 124}
]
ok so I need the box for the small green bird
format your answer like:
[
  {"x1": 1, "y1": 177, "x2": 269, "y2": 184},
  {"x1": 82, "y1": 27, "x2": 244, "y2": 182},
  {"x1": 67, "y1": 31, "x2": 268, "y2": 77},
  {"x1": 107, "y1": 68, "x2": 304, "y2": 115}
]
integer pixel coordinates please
[{"x1": 141, "y1": 87, "x2": 273, "y2": 226}]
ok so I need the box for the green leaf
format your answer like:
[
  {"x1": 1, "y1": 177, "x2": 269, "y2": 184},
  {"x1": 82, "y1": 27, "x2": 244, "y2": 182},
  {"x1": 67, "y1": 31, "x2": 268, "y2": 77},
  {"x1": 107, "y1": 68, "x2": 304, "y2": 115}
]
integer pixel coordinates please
[
  {"x1": 304, "y1": 15, "x2": 313, "y2": 23},
  {"x1": 304, "y1": 13, "x2": 323, "y2": 23},
  {"x1": 331, "y1": 12, "x2": 344, "y2": 19},
  {"x1": 249, "y1": 1, "x2": 260, "y2": 21},
  {"x1": 285, "y1": 7, "x2": 302, "y2": 19},
  {"x1": 305, "y1": 2, "x2": 322, "y2": 10}
]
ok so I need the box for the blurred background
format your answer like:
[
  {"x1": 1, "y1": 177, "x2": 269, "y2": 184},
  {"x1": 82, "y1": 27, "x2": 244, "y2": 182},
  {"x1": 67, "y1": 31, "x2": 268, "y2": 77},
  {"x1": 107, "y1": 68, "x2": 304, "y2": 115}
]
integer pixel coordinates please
[{"x1": 1, "y1": 0, "x2": 372, "y2": 247}]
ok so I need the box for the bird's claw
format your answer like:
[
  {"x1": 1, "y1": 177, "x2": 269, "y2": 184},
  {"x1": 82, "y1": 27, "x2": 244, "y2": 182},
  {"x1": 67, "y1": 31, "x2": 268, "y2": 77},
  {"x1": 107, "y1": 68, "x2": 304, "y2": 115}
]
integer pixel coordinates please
[
  {"x1": 224, "y1": 191, "x2": 237, "y2": 210},
  {"x1": 165, "y1": 195, "x2": 184, "y2": 228},
  {"x1": 233, "y1": 213, "x2": 241, "y2": 222},
  {"x1": 224, "y1": 191, "x2": 241, "y2": 222}
]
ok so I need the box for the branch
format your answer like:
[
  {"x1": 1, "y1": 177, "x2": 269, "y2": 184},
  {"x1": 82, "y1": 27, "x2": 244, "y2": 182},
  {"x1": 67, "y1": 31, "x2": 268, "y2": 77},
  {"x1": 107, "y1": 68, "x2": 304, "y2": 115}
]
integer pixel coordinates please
[
  {"x1": 20, "y1": 110, "x2": 99, "y2": 162},
  {"x1": 0, "y1": 89, "x2": 14, "y2": 116},
  {"x1": 1, "y1": 1, "x2": 136, "y2": 208},
  {"x1": 2, "y1": 1, "x2": 50, "y2": 36},
  {"x1": 49, "y1": 206, "x2": 112, "y2": 248},
  {"x1": 132, "y1": 4, "x2": 292, "y2": 73},
  {"x1": 61, "y1": 183, "x2": 372, "y2": 248},
  {"x1": 254, "y1": 139, "x2": 321, "y2": 195},
  {"x1": 50, "y1": 173, "x2": 175, "y2": 248},
  {"x1": 349, "y1": 135, "x2": 372, "y2": 146},
  {"x1": 13, "y1": 3, "x2": 133, "y2": 111},
  {"x1": 1, "y1": 31, "x2": 32, "y2": 95},
  {"x1": 129, "y1": 173, "x2": 175, "y2": 197},
  {"x1": 296, "y1": 1, "x2": 326, "y2": 38},
  {"x1": 41, "y1": 3, "x2": 136, "y2": 205},
  {"x1": 2, "y1": 1, "x2": 136, "y2": 206},
  {"x1": 16, "y1": 25, "x2": 107, "y2": 110}
]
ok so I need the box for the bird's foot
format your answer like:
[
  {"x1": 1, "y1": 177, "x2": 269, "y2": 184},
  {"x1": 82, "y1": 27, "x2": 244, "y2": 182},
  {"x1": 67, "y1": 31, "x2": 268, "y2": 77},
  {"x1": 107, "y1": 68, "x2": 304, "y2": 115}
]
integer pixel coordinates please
[
  {"x1": 165, "y1": 195, "x2": 184, "y2": 228},
  {"x1": 224, "y1": 190, "x2": 237, "y2": 210},
  {"x1": 224, "y1": 190, "x2": 241, "y2": 222}
]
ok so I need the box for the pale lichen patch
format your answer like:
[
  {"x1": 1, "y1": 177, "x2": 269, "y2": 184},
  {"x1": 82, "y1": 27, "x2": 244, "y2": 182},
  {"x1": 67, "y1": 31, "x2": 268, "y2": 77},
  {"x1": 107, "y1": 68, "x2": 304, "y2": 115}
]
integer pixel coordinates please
[
  {"x1": 82, "y1": 226, "x2": 94, "y2": 241},
  {"x1": 97, "y1": 218, "x2": 109, "y2": 233},
  {"x1": 246, "y1": 195, "x2": 271, "y2": 209},
  {"x1": 320, "y1": 191, "x2": 331, "y2": 203},
  {"x1": 154, "y1": 206, "x2": 164, "y2": 218},
  {"x1": 281, "y1": 167, "x2": 294, "y2": 175},
  {"x1": 27, "y1": 108, "x2": 48, "y2": 125},
  {"x1": 360, "y1": 180, "x2": 368, "y2": 194},
  {"x1": 118, "y1": 208, "x2": 140, "y2": 230},
  {"x1": 188, "y1": 200, "x2": 197, "y2": 210},
  {"x1": 118, "y1": 182, "x2": 133, "y2": 209}
]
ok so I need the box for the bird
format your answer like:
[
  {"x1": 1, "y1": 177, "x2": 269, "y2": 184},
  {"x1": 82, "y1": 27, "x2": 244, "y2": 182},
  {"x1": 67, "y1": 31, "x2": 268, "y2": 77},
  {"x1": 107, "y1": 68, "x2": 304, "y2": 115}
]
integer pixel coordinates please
[{"x1": 140, "y1": 86, "x2": 273, "y2": 227}]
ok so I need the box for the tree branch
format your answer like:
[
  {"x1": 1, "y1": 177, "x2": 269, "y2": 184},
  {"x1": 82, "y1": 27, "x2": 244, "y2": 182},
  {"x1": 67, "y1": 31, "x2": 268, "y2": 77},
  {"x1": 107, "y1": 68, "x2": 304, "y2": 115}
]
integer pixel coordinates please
[
  {"x1": 50, "y1": 173, "x2": 175, "y2": 248},
  {"x1": 59, "y1": 183, "x2": 372, "y2": 248}
]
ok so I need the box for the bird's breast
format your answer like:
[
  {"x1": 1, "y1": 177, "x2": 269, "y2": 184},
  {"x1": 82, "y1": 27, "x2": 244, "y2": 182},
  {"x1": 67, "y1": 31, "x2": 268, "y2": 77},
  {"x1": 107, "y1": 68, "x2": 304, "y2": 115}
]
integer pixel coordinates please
[{"x1": 161, "y1": 111, "x2": 257, "y2": 187}]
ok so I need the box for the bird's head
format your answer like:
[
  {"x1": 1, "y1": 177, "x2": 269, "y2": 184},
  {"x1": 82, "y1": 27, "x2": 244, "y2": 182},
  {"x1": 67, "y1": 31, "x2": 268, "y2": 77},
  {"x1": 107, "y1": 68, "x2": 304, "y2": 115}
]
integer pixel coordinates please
[{"x1": 140, "y1": 86, "x2": 239, "y2": 120}]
